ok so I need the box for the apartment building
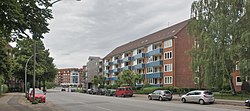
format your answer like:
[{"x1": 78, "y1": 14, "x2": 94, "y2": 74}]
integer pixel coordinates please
[
  {"x1": 85, "y1": 56, "x2": 102, "y2": 89},
  {"x1": 56, "y1": 68, "x2": 83, "y2": 86},
  {"x1": 103, "y1": 20, "x2": 195, "y2": 88}
]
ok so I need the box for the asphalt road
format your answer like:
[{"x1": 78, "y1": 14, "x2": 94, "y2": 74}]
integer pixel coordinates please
[{"x1": 46, "y1": 91, "x2": 250, "y2": 111}]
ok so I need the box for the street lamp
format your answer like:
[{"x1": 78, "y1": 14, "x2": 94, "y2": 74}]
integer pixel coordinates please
[{"x1": 25, "y1": 55, "x2": 34, "y2": 94}]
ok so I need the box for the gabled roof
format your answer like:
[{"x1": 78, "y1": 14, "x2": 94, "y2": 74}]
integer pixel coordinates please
[{"x1": 104, "y1": 19, "x2": 190, "y2": 58}]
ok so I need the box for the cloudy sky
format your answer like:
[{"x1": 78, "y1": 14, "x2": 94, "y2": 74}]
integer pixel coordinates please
[{"x1": 44, "y1": 0, "x2": 195, "y2": 68}]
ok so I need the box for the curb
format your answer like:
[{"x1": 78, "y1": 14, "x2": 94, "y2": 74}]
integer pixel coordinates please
[{"x1": 134, "y1": 94, "x2": 245, "y2": 106}]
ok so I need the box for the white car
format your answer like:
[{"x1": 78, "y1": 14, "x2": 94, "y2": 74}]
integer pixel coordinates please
[{"x1": 181, "y1": 90, "x2": 215, "y2": 105}]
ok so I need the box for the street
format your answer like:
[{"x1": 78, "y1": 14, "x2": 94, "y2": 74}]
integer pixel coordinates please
[{"x1": 46, "y1": 91, "x2": 249, "y2": 111}]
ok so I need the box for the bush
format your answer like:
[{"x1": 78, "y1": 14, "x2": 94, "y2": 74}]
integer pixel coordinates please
[
  {"x1": 3, "y1": 84, "x2": 8, "y2": 93},
  {"x1": 46, "y1": 82, "x2": 57, "y2": 89}
]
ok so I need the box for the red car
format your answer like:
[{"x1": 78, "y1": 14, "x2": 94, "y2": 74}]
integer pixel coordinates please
[
  {"x1": 115, "y1": 86, "x2": 133, "y2": 97},
  {"x1": 29, "y1": 89, "x2": 46, "y2": 103}
]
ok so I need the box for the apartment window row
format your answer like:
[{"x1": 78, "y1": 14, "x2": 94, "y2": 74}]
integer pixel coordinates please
[
  {"x1": 147, "y1": 67, "x2": 161, "y2": 73},
  {"x1": 164, "y1": 39, "x2": 172, "y2": 48},
  {"x1": 164, "y1": 64, "x2": 172, "y2": 72},
  {"x1": 164, "y1": 51, "x2": 172, "y2": 60},
  {"x1": 164, "y1": 76, "x2": 172, "y2": 84},
  {"x1": 236, "y1": 76, "x2": 250, "y2": 86},
  {"x1": 147, "y1": 78, "x2": 161, "y2": 84}
]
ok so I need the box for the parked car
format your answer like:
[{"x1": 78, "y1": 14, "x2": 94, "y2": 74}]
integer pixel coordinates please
[
  {"x1": 29, "y1": 89, "x2": 46, "y2": 103},
  {"x1": 97, "y1": 88, "x2": 106, "y2": 95},
  {"x1": 181, "y1": 90, "x2": 215, "y2": 105},
  {"x1": 27, "y1": 88, "x2": 39, "y2": 100},
  {"x1": 245, "y1": 98, "x2": 250, "y2": 107},
  {"x1": 61, "y1": 88, "x2": 66, "y2": 91},
  {"x1": 148, "y1": 90, "x2": 173, "y2": 101},
  {"x1": 115, "y1": 86, "x2": 133, "y2": 97},
  {"x1": 105, "y1": 89, "x2": 116, "y2": 96},
  {"x1": 87, "y1": 88, "x2": 98, "y2": 94}
]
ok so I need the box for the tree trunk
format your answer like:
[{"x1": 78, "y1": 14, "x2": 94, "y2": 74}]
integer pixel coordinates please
[
  {"x1": 229, "y1": 77, "x2": 237, "y2": 95},
  {"x1": 43, "y1": 80, "x2": 46, "y2": 92}
]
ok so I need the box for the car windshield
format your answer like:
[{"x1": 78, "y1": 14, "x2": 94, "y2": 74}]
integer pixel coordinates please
[
  {"x1": 164, "y1": 91, "x2": 171, "y2": 94},
  {"x1": 35, "y1": 90, "x2": 44, "y2": 94},
  {"x1": 204, "y1": 91, "x2": 213, "y2": 95}
]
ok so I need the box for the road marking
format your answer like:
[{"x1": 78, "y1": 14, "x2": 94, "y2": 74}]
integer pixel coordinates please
[{"x1": 96, "y1": 106, "x2": 111, "y2": 111}]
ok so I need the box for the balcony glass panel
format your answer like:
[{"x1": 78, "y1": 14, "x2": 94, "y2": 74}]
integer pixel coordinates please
[
  {"x1": 133, "y1": 53, "x2": 145, "y2": 60},
  {"x1": 132, "y1": 63, "x2": 145, "y2": 70},
  {"x1": 113, "y1": 68, "x2": 121, "y2": 73},
  {"x1": 122, "y1": 66, "x2": 131, "y2": 70},
  {"x1": 122, "y1": 57, "x2": 131, "y2": 62},
  {"x1": 146, "y1": 72, "x2": 163, "y2": 78},
  {"x1": 113, "y1": 60, "x2": 122, "y2": 65},
  {"x1": 146, "y1": 48, "x2": 163, "y2": 57},
  {"x1": 146, "y1": 60, "x2": 163, "y2": 67}
]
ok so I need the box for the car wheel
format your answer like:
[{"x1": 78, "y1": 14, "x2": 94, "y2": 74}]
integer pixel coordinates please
[
  {"x1": 122, "y1": 94, "x2": 125, "y2": 97},
  {"x1": 181, "y1": 98, "x2": 186, "y2": 103},
  {"x1": 148, "y1": 96, "x2": 152, "y2": 100},
  {"x1": 159, "y1": 97, "x2": 163, "y2": 101},
  {"x1": 199, "y1": 99, "x2": 205, "y2": 105},
  {"x1": 209, "y1": 102, "x2": 214, "y2": 104},
  {"x1": 168, "y1": 98, "x2": 172, "y2": 101}
]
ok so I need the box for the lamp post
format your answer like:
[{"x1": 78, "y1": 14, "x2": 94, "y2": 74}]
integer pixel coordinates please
[
  {"x1": 32, "y1": 41, "x2": 36, "y2": 103},
  {"x1": 25, "y1": 55, "x2": 34, "y2": 94}
]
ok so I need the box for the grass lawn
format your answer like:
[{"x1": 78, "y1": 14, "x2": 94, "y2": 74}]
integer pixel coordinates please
[{"x1": 214, "y1": 93, "x2": 250, "y2": 100}]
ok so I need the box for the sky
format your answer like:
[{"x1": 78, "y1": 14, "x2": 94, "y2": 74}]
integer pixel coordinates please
[{"x1": 44, "y1": 0, "x2": 195, "y2": 69}]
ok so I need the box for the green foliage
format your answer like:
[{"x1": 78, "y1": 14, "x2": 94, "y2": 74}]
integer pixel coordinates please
[
  {"x1": 13, "y1": 38, "x2": 57, "y2": 86},
  {"x1": 189, "y1": 0, "x2": 250, "y2": 94},
  {"x1": 93, "y1": 75, "x2": 106, "y2": 88},
  {"x1": 117, "y1": 70, "x2": 144, "y2": 87},
  {"x1": 46, "y1": 82, "x2": 57, "y2": 89},
  {"x1": 0, "y1": 0, "x2": 53, "y2": 41}
]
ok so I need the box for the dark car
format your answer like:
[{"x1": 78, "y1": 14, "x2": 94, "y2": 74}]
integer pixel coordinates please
[
  {"x1": 148, "y1": 90, "x2": 173, "y2": 101},
  {"x1": 245, "y1": 99, "x2": 250, "y2": 107},
  {"x1": 87, "y1": 88, "x2": 98, "y2": 94},
  {"x1": 105, "y1": 89, "x2": 116, "y2": 96},
  {"x1": 97, "y1": 88, "x2": 106, "y2": 95}
]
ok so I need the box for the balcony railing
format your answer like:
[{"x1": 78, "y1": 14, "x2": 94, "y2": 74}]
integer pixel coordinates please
[
  {"x1": 132, "y1": 63, "x2": 145, "y2": 70},
  {"x1": 122, "y1": 56, "x2": 132, "y2": 62},
  {"x1": 146, "y1": 60, "x2": 163, "y2": 67},
  {"x1": 133, "y1": 53, "x2": 145, "y2": 60},
  {"x1": 122, "y1": 66, "x2": 131, "y2": 70},
  {"x1": 145, "y1": 72, "x2": 163, "y2": 78},
  {"x1": 104, "y1": 70, "x2": 112, "y2": 74},
  {"x1": 113, "y1": 59, "x2": 122, "y2": 65},
  {"x1": 104, "y1": 62, "x2": 112, "y2": 66},
  {"x1": 146, "y1": 48, "x2": 163, "y2": 57},
  {"x1": 113, "y1": 68, "x2": 121, "y2": 73}
]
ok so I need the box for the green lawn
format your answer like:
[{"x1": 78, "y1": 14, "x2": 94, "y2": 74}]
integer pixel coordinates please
[{"x1": 214, "y1": 93, "x2": 250, "y2": 100}]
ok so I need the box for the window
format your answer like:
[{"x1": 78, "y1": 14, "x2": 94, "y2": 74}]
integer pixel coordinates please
[
  {"x1": 147, "y1": 44, "x2": 153, "y2": 52},
  {"x1": 236, "y1": 76, "x2": 242, "y2": 86},
  {"x1": 164, "y1": 51, "x2": 172, "y2": 60},
  {"x1": 164, "y1": 64, "x2": 172, "y2": 72},
  {"x1": 164, "y1": 76, "x2": 172, "y2": 84},
  {"x1": 164, "y1": 39, "x2": 172, "y2": 48},
  {"x1": 235, "y1": 64, "x2": 239, "y2": 70},
  {"x1": 194, "y1": 77, "x2": 199, "y2": 84},
  {"x1": 147, "y1": 67, "x2": 153, "y2": 73}
]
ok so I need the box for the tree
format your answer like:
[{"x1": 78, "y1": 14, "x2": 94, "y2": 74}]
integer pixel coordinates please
[
  {"x1": 93, "y1": 75, "x2": 106, "y2": 88},
  {"x1": 189, "y1": 0, "x2": 250, "y2": 95},
  {"x1": 0, "y1": 0, "x2": 53, "y2": 41},
  {"x1": 0, "y1": 39, "x2": 14, "y2": 84},
  {"x1": 13, "y1": 38, "x2": 57, "y2": 89},
  {"x1": 117, "y1": 70, "x2": 144, "y2": 87}
]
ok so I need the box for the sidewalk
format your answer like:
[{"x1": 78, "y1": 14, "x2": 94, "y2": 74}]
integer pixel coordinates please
[{"x1": 134, "y1": 94, "x2": 245, "y2": 106}]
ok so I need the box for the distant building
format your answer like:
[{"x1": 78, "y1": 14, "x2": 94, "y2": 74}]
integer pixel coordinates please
[
  {"x1": 56, "y1": 68, "x2": 82, "y2": 86},
  {"x1": 85, "y1": 56, "x2": 102, "y2": 89}
]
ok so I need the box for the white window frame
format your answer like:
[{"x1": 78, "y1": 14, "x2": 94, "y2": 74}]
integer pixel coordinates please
[
  {"x1": 236, "y1": 76, "x2": 242, "y2": 86},
  {"x1": 147, "y1": 44, "x2": 153, "y2": 52},
  {"x1": 194, "y1": 77, "x2": 199, "y2": 84},
  {"x1": 164, "y1": 64, "x2": 172, "y2": 72},
  {"x1": 164, "y1": 39, "x2": 172, "y2": 48},
  {"x1": 164, "y1": 51, "x2": 172, "y2": 60},
  {"x1": 164, "y1": 76, "x2": 173, "y2": 84}
]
